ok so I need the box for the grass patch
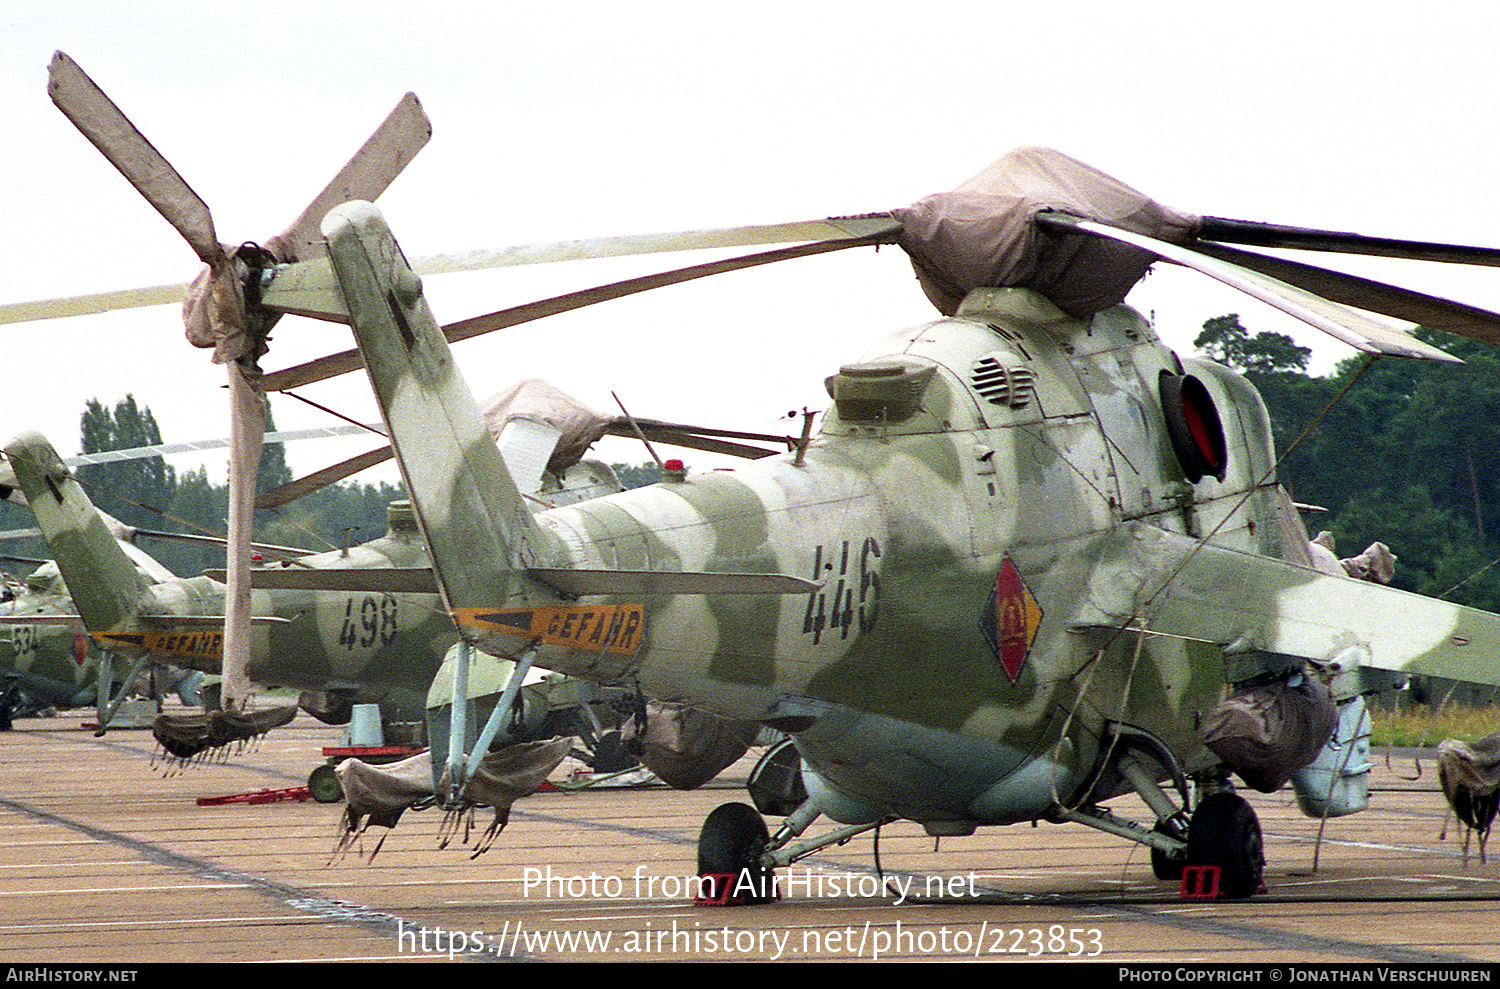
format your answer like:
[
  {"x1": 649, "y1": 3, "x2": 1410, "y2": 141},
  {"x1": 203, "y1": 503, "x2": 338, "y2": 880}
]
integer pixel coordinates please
[{"x1": 1370, "y1": 704, "x2": 1500, "y2": 747}]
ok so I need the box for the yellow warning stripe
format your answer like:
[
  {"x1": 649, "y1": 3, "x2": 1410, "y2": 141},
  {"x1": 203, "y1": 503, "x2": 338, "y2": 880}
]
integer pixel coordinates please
[{"x1": 452, "y1": 603, "x2": 644, "y2": 656}]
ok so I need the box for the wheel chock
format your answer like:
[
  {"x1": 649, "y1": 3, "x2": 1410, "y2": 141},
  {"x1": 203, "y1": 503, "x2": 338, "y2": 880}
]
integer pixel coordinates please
[
  {"x1": 695, "y1": 873, "x2": 739, "y2": 907},
  {"x1": 197, "y1": 786, "x2": 313, "y2": 806},
  {"x1": 1180, "y1": 864, "x2": 1221, "y2": 899},
  {"x1": 320, "y1": 745, "x2": 422, "y2": 758}
]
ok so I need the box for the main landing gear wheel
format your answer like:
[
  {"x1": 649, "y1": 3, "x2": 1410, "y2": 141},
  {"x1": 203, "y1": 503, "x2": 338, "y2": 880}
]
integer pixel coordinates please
[
  {"x1": 697, "y1": 802, "x2": 775, "y2": 905},
  {"x1": 1185, "y1": 791, "x2": 1264, "y2": 898}
]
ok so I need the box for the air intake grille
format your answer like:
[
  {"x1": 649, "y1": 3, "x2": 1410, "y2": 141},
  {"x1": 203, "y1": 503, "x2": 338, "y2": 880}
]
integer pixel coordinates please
[{"x1": 971, "y1": 356, "x2": 1035, "y2": 409}]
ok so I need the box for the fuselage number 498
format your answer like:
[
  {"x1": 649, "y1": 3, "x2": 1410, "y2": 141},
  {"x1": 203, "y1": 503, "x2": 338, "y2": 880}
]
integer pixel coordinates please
[{"x1": 339, "y1": 594, "x2": 399, "y2": 650}]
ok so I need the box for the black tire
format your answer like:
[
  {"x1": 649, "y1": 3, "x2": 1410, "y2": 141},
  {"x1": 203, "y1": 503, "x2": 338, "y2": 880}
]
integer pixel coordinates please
[
  {"x1": 1150, "y1": 820, "x2": 1185, "y2": 881},
  {"x1": 308, "y1": 763, "x2": 344, "y2": 803},
  {"x1": 697, "y1": 802, "x2": 774, "y2": 905},
  {"x1": 1185, "y1": 791, "x2": 1264, "y2": 898},
  {"x1": 589, "y1": 731, "x2": 639, "y2": 773}
]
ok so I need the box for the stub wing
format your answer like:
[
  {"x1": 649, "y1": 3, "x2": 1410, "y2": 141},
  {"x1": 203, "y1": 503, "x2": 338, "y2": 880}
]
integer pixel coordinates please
[{"x1": 1076, "y1": 525, "x2": 1500, "y2": 685}]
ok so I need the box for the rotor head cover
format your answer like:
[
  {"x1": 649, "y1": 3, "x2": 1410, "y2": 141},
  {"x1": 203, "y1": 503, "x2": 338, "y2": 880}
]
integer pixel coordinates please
[{"x1": 892, "y1": 146, "x2": 1199, "y2": 317}]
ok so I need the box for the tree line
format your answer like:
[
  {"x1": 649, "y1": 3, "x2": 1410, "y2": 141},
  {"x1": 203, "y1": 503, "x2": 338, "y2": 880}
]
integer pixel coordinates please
[
  {"x1": 0, "y1": 397, "x2": 662, "y2": 578},
  {"x1": 1197, "y1": 314, "x2": 1500, "y2": 613}
]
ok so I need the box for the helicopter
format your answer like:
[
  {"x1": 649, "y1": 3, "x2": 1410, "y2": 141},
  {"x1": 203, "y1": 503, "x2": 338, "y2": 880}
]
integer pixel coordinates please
[
  {"x1": 0, "y1": 557, "x2": 205, "y2": 728},
  {"x1": 20, "y1": 52, "x2": 1500, "y2": 899},
  {"x1": 317, "y1": 192, "x2": 1500, "y2": 901}
]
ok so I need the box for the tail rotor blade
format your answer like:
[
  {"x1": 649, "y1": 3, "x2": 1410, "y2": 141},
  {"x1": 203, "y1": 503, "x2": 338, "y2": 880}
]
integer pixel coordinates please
[
  {"x1": 267, "y1": 92, "x2": 433, "y2": 263},
  {"x1": 47, "y1": 51, "x2": 224, "y2": 266}
]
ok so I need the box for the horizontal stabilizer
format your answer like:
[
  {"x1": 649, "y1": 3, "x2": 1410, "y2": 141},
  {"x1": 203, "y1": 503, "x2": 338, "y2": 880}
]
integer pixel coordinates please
[
  {"x1": 529, "y1": 568, "x2": 820, "y2": 597},
  {"x1": 212, "y1": 565, "x2": 820, "y2": 597},
  {"x1": 206, "y1": 567, "x2": 438, "y2": 594},
  {"x1": 134, "y1": 614, "x2": 290, "y2": 628}
]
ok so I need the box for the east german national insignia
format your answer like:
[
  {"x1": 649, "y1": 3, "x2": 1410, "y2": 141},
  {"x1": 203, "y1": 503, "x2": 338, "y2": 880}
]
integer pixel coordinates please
[{"x1": 979, "y1": 556, "x2": 1042, "y2": 683}]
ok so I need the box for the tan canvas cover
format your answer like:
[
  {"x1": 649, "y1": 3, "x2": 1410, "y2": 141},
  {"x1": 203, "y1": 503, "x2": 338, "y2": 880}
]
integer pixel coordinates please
[
  {"x1": 892, "y1": 146, "x2": 1200, "y2": 317},
  {"x1": 151, "y1": 704, "x2": 298, "y2": 768},
  {"x1": 1438, "y1": 734, "x2": 1500, "y2": 859},
  {"x1": 1278, "y1": 490, "x2": 1397, "y2": 583},
  {"x1": 438, "y1": 737, "x2": 571, "y2": 856},
  {"x1": 478, "y1": 379, "x2": 613, "y2": 475},
  {"x1": 638, "y1": 701, "x2": 760, "y2": 790},
  {"x1": 334, "y1": 738, "x2": 570, "y2": 859},
  {"x1": 182, "y1": 263, "x2": 254, "y2": 362},
  {"x1": 1199, "y1": 674, "x2": 1337, "y2": 792}
]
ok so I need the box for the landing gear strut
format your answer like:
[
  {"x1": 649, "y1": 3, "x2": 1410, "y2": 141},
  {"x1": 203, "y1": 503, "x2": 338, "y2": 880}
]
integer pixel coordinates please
[{"x1": 1059, "y1": 729, "x2": 1265, "y2": 898}]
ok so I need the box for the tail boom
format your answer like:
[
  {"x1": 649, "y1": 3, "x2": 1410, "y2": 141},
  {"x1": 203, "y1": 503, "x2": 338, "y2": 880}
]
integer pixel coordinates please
[
  {"x1": 324, "y1": 202, "x2": 560, "y2": 624},
  {"x1": 3, "y1": 432, "x2": 148, "y2": 632}
]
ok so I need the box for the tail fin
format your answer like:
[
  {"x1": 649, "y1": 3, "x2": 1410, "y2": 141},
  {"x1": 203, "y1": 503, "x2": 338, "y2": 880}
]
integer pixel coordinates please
[
  {"x1": 3, "y1": 432, "x2": 151, "y2": 631},
  {"x1": 323, "y1": 201, "x2": 559, "y2": 616}
]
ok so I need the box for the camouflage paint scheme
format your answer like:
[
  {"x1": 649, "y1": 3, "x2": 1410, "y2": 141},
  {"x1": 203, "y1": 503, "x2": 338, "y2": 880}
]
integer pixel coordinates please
[
  {"x1": 0, "y1": 536, "x2": 206, "y2": 713},
  {"x1": 0, "y1": 437, "x2": 457, "y2": 708},
  {"x1": 320, "y1": 201, "x2": 1500, "y2": 834},
  {"x1": 0, "y1": 564, "x2": 96, "y2": 709}
]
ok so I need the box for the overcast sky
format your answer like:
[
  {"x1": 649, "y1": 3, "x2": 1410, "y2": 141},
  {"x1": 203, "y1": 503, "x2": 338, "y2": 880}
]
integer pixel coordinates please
[{"x1": 6, "y1": 2, "x2": 1500, "y2": 487}]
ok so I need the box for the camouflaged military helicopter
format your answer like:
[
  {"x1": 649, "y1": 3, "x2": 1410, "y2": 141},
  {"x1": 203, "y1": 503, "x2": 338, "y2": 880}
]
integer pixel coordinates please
[
  {"x1": 316, "y1": 190, "x2": 1500, "y2": 901},
  {"x1": 0, "y1": 551, "x2": 204, "y2": 727},
  {"x1": 0, "y1": 488, "x2": 211, "y2": 727},
  {"x1": 22, "y1": 51, "x2": 1500, "y2": 899},
  {"x1": 0, "y1": 413, "x2": 647, "y2": 736}
]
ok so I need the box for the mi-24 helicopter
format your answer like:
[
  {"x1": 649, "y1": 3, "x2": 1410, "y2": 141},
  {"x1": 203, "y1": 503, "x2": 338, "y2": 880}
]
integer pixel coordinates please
[{"x1": 19, "y1": 51, "x2": 1500, "y2": 899}]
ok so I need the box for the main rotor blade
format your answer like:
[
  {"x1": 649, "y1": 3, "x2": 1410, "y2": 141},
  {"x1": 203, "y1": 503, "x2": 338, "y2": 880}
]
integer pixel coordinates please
[
  {"x1": 1037, "y1": 212, "x2": 1459, "y2": 362},
  {"x1": 0, "y1": 216, "x2": 901, "y2": 328},
  {"x1": 262, "y1": 232, "x2": 893, "y2": 392},
  {"x1": 255, "y1": 445, "x2": 394, "y2": 509},
  {"x1": 0, "y1": 283, "x2": 187, "y2": 325},
  {"x1": 48, "y1": 51, "x2": 222, "y2": 265},
  {"x1": 7, "y1": 422, "x2": 383, "y2": 468},
  {"x1": 606, "y1": 419, "x2": 790, "y2": 459},
  {"x1": 1197, "y1": 216, "x2": 1500, "y2": 267},
  {"x1": 1189, "y1": 242, "x2": 1500, "y2": 346},
  {"x1": 266, "y1": 93, "x2": 432, "y2": 263},
  {"x1": 412, "y1": 214, "x2": 901, "y2": 275},
  {"x1": 124, "y1": 528, "x2": 313, "y2": 563},
  {"x1": 257, "y1": 417, "x2": 788, "y2": 509}
]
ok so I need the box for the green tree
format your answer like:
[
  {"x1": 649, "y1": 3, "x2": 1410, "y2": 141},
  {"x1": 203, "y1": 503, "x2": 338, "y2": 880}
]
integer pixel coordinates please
[
  {"x1": 1194, "y1": 314, "x2": 1312, "y2": 376},
  {"x1": 76, "y1": 395, "x2": 176, "y2": 533}
]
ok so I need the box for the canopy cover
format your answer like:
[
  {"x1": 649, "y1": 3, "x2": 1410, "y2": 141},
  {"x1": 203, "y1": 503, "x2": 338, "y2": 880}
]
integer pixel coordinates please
[
  {"x1": 478, "y1": 378, "x2": 612, "y2": 474},
  {"x1": 892, "y1": 146, "x2": 1200, "y2": 317}
]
